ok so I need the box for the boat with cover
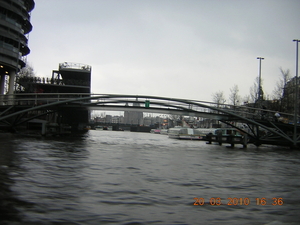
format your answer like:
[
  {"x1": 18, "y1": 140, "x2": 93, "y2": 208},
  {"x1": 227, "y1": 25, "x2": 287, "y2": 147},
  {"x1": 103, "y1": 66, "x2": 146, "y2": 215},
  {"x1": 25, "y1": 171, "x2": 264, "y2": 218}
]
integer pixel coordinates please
[
  {"x1": 168, "y1": 126, "x2": 216, "y2": 140},
  {"x1": 213, "y1": 128, "x2": 243, "y2": 136}
]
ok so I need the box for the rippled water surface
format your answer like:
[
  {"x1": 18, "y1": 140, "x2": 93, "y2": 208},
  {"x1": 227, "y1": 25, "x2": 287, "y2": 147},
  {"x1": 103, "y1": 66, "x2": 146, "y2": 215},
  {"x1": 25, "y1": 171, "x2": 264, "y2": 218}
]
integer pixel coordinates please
[{"x1": 1, "y1": 131, "x2": 300, "y2": 224}]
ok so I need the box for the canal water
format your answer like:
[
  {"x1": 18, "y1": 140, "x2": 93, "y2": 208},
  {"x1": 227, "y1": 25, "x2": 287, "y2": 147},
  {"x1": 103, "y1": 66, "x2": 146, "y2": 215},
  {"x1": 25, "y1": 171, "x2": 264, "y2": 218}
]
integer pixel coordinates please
[{"x1": 0, "y1": 131, "x2": 300, "y2": 225}]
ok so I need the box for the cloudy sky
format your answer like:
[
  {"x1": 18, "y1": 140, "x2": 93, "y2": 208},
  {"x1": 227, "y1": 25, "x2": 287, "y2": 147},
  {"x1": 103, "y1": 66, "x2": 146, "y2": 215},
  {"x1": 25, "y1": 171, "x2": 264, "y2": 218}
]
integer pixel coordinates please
[{"x1": 27, "y1": 0, "x2": 300, "y2": 102}]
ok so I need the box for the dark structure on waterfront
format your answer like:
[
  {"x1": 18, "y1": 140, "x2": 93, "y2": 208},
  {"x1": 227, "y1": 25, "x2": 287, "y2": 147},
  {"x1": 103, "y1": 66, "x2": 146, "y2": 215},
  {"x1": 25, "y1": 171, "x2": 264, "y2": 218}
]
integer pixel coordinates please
[
  {"x1": 0, "y1": 0, "x2": 91, "y2": 133},
  {"x1": 16, "y1": 62, "x2": 91, "y2": 94},
  {"x1": 0, "y1": 0, "x2": 35, "y2": 95},
  {"x1": 16, "y1": 62, "x2": 92, "y2": 132}
]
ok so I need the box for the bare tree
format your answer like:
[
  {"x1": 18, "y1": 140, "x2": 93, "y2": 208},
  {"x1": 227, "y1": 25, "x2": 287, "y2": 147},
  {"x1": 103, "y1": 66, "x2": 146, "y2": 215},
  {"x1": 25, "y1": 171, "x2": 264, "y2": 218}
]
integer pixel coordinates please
[
  {"x1": 242, "y1": 95, "x2": 251, "y2": 104},
  {"x1": 229, "y1": 84, "x2": 240, "y2": 106},
  {"x1": 169, "y1": 114, "x2": 180, "y2": 121},
  {"x1": 168, "y1": 114, "x2": 181, "y2": 126},
  {"x1": 249, "y1": 77, "x2": 261, "y2": 103},
  {"x1": 18, "y1": 63, "x2": 35, "y2": 77},
  {"x1": 212, "y1": 91, "x2": 226, "y2": 107},
  {"x1": 15, "y1": 63, "x2": 36, "y2": 92},
  {"x1": 272, "y1": 67, "x2": 291, "y2": 99}
]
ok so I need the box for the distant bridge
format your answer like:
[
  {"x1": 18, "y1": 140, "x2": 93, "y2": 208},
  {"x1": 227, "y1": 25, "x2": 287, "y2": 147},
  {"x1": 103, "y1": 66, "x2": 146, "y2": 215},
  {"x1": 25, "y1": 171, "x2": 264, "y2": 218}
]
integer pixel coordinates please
[{"x1": 0, "y1": 93, "x2": 300, "y2": 147}]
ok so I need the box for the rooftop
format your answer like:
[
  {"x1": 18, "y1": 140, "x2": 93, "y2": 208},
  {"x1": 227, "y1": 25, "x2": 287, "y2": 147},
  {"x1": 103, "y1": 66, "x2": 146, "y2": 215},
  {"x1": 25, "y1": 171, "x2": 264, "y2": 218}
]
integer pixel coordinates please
[{"x1": 59, "y1": 62, "x2": 91, "y2": 72}]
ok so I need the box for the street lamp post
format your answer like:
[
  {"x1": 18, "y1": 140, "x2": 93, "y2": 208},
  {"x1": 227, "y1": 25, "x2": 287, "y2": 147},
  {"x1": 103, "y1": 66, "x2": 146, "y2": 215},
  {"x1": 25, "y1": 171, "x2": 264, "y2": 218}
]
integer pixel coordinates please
[
  {"x1": 257, "y1": 57, "x2": 264, "y2": 102},
  {"x1": 293, "y1": 39, "x2": 300, "y2": 147}
]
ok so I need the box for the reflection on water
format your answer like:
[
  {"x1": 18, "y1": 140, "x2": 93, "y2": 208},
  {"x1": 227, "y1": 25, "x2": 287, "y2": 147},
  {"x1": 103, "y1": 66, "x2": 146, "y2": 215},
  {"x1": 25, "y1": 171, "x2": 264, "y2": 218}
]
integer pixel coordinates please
[{"x1": 0, "y1": 131, "x2": 300, "y2": 224}]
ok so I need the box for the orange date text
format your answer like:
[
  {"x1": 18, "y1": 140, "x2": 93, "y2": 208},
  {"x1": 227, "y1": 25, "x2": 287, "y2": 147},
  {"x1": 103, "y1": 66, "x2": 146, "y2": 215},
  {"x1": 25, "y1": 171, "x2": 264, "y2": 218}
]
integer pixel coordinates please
[{"x1": 193, "y1": 197, "x2": 283, "y2": 206}]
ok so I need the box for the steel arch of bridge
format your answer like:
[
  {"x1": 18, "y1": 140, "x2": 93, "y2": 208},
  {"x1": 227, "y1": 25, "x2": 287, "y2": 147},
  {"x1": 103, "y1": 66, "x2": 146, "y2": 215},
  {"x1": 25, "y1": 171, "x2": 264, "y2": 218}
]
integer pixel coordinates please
[{"x1": 0, "y1": 93, "x2": 299, "y2": 146}]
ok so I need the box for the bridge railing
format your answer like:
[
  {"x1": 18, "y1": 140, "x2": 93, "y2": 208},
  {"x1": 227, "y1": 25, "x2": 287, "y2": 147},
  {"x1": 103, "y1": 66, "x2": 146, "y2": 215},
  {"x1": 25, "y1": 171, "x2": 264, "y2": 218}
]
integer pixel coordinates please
[
  {"x1": 1, "y1": 93, "x2": 297, "y2": 124},
  {"x1": 191, "y1": 99, "x2": 296, "y2": 123},
  {"x1": 217, "y1": 104, "x2": 296, "y2": 124},
  {"x1": 2, "y1": 93, "x2": 91, "y2": 106}
]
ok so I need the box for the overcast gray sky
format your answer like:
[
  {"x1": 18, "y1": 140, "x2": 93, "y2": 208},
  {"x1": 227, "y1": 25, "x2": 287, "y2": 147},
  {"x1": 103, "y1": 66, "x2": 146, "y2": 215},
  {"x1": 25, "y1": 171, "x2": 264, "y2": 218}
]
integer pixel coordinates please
[{"x1": 28, "y1": 0, "x2": 300, "y2": 102}]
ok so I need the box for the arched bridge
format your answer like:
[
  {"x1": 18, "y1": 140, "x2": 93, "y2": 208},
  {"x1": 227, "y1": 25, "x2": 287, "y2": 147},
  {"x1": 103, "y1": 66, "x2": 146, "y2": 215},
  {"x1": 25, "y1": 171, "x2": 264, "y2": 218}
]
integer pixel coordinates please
[{"x1": 0, "y1": 93, "x2": 299, "y2": 147}]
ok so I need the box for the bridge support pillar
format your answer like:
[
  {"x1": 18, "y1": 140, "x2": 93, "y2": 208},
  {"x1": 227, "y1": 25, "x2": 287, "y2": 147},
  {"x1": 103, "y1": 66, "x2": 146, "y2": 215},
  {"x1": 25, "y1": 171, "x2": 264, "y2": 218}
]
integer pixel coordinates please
[
  {"x1": 0, "y1": 74, "x2": 5, "y2": 95},
  {"x1": 242, "y1": 134, "x2": 248, "y2": 148},
  {"x1": 41, "y1": 122, "x2": 47, "y2": 136},
  {"x1": 7, "y1": 70, "x2": 16, "y2": 105},
  {"x1": 0, "y1": 74, "x2": 5, "y2": 105},
  {"x1": 8, "y1": 70, "x2": 16, "y2": 95}
]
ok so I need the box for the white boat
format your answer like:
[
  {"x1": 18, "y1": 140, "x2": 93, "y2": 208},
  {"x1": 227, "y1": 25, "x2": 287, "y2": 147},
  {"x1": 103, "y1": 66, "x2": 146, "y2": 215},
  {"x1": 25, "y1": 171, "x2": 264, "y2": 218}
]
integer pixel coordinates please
[
  {"x1": 160, "y1": 129, "x2": 169, "y2": 135},
  {"x1": 168, "y1": 127, "x2": 216, "y2": 140}
]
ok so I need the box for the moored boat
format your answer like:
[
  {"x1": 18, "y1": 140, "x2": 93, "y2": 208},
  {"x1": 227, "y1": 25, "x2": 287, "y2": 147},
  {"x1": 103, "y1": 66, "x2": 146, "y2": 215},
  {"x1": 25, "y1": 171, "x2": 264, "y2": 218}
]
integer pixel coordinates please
[
  {"x1": 160, "y1": 129, "x2": 168, "y2": 135},
  {"x1": 168, "y1": 127, "x2": 216, "y2": 140},
  {"x1": 213, "y1": 128, "x2": 243, "y2": 136},
  {"x1": 95, "y1": 126, "x2": 104, "y2": 130},
  {"x1": 150, "y1": 129, "x2": 161, "y2": 134}
]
